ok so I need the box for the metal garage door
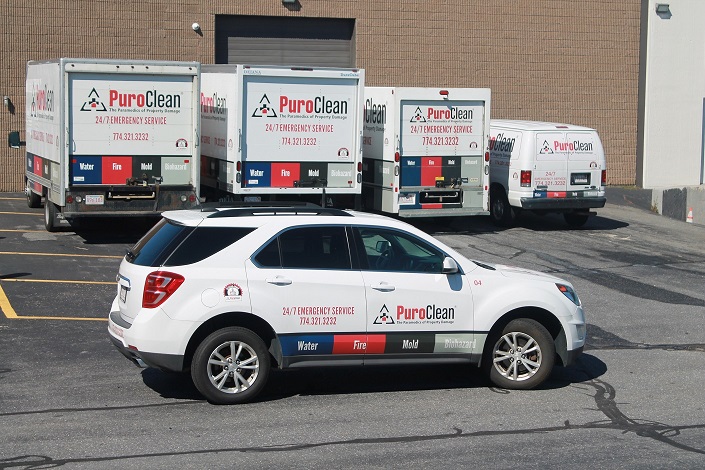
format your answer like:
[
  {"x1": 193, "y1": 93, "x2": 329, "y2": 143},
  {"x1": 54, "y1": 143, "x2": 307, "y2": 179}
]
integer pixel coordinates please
[{"x1": 215, "y1": 15, "x2": 356, "y2": 67}]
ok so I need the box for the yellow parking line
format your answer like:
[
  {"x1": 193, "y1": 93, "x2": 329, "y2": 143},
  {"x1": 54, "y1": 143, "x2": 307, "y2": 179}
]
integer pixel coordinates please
[
  {"x1": 0, "y1": 282, "x2": 109, "y2": 321},
  {"x1": 0, "y1": 251, "x2": 123, "y2": 259},
  {"x1": 0, "y1": 284, "x2": 18, "y2": 318},
  {"x1": 0, "y1": 197, "x2": 24, "y2": 200},
  {"x1": 0, "y1": 211, "x2": 42, "y2": 216}
]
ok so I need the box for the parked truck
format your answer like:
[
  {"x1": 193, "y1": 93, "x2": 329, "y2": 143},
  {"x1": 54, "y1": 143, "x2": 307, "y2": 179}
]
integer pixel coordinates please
[
  {"x1": 25, "y1": 58, "x2": 200, "y2": 231},
  {"x1": 361, "y1": 87, "x2": 491, "y2": 218},
  {"x1": 199, "y1": 64, "x2": 365, "y2": 208}
]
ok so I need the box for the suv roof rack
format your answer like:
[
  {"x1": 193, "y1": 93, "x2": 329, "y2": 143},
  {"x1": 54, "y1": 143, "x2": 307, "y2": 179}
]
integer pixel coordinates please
[
  {"x1": 198, "y1": 201, "x2": 320, "y2": 211},
  {"x1": 205, "y1": 206, "x2": 354, "y2": 218}
]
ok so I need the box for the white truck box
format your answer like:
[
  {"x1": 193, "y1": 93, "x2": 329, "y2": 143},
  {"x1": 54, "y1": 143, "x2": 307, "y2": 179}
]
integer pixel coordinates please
[
  {"x1": 200, "y1": 65, "x2": 365, "y2": 207},
  {"x1": 25, "y1": 58, "x2": 200, "y2": 231},
  {"x1": 361, "y1": 87, "x2": 491, "y2": 217},
  {"x1": 489, "y1": 120, "x2": 607, "y2": 227}
]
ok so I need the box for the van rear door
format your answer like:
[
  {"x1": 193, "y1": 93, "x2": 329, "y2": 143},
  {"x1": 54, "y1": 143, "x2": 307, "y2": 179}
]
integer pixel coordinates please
[
  {"x1": 567, "y1": 131, "x2": 602, "y2": 196},
  {"x1": 533, "y1": 132, "x2": 568, "y2": 196}
]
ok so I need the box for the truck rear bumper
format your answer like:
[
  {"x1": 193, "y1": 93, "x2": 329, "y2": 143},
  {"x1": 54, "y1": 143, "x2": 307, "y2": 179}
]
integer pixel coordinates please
[
  {"x1": 520, "y1": 197, "x2": 606, "y2": 211},
  {"x1": 61, "y1": 186, "x2": 199, "y2": 217}
]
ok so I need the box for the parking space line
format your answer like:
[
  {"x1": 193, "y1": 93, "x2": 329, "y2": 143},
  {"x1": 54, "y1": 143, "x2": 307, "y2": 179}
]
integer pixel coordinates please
[
  {"x1": 0, "y1": 251, "x2": 123, "y2": 259},
  {"x1": 0, "y1": 282, "x2": 109, "y2": 321},
  {"x1": 0, "y1": 211, "x2": 42, "y2": 216},
  {"x1": 0, "y1": 197, "x2": 24, "y2": 200},
  {"x1": 0, "y1": 229, "x2": 52, "y2": 233},
  {"x1": 1, "y1": 279, "x2": 114, "y2": 285}
]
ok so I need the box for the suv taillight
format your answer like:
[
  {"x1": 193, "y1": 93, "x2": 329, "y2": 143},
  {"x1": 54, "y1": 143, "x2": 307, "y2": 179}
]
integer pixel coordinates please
[
  {"x1": 143, "y1": 271, "x2": 185, "y2": 308},
  {"x1": 601, "y1": 169, "x2": 607, "y2": 186},
  {"x1": 520, "y1": 170, "x2": 532, "y2": 187}
]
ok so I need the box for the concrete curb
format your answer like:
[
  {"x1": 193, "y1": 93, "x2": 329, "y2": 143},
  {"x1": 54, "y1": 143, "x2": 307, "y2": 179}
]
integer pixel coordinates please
[{"x1": 606, "y1": 185, "x2": 704, "y2": 227}]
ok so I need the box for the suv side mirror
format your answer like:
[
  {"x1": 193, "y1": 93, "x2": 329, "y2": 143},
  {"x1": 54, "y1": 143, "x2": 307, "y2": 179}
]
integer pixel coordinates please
[
  {"x1": 442, "y1": 257, "x2": 459, "y2": 274},
  {"x1": 375, "y1": 240, "x2": 391, "y2": 253}
]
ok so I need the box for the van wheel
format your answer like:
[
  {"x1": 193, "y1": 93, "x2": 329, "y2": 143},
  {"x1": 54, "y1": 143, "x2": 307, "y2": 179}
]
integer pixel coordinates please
[
  {"x1": 483, "y1": 318, "x2": 555, "y2": 390},
  {"x1": 26, "y1": 182, "x2": 42, "y2": 209},
  {"x1": 490, "y1": 187, "x2": 516, "y2": 227},
  {"x1": 44, "y1": 201, "x2": 59, "y2": 232},
  {"x1": 564, "y1": 212, "x2": 589, "y2": 227},
  {"x1": 191, "y1": 327, "x2": 270, "y2": 404}
]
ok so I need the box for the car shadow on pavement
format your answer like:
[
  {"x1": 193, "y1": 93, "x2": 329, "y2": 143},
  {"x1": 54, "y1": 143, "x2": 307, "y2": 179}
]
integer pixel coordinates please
[
  {"x1": 412, "y1": 213, "x2": 628, "y2": 236},
  {"x1": 140, "y1": 354, "x2": 607, "y2": 403},
  {"x1": 71, "y1": 217, "x2": 160, "y2": 245}
]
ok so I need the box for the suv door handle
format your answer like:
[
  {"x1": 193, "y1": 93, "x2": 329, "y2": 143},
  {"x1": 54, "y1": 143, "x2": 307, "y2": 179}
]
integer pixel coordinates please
[
  {"x1": 371, "y1": 282, "x2": 395, "y2": 292},
  {"x1": 266, "y1": 276, "x2": 292, "y2": 286}
]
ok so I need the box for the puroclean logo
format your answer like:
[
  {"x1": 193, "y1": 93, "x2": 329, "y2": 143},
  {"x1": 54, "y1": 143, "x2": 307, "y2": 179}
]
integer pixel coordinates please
[
  {"x1": 373, "y1": 304, "x2": 395, "y2": 325},
  {"x1": 540, "y1": 140, "x2": 554, "y2": 154},
  {"x1": 80, "y1": 88, "x2": 107, "y2": 112},
  {"x1": 410, "y1": 107, "x2": 427, "y2": 123},
  {"x1": 252, "y1": 94, "x2": 278, "y2": 118},
  {"x1": 30, "y1": 83, "x2": 55, "y2": 118}
]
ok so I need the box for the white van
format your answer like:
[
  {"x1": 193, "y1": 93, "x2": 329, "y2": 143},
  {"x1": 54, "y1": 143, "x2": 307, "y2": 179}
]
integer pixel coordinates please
[{"x1": 489, "y1": 120, "x2": 606, "y2": 227}]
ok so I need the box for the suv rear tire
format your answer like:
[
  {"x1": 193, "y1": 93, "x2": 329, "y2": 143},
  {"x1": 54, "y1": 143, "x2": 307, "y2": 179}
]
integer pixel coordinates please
[{"x1": 191, "y1": 327, "x2": 271, "y2": 404}]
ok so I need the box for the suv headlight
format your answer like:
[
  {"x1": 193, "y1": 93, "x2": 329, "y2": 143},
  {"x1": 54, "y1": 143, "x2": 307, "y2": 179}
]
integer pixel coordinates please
[{"x1": 556, "y1": 283, "x2": 581, "y2": 306}]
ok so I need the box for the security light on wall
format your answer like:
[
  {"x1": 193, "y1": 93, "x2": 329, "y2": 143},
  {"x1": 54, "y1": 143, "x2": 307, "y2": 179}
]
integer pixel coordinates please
[
  {"x1": 3, "y1": 96, "x2": 9, "y2": 108},
  {"x1": 282, "y1": 0, "x2": 297, "y2": 4},
  {"x1": 655, "y1": 4, "x2": 670, "y2": 14}
]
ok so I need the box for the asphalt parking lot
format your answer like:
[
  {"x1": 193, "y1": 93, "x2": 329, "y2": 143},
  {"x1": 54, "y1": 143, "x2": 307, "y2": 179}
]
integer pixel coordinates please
[{"x1": 1, "y1": 192, "x2": 704, "y2": 469}]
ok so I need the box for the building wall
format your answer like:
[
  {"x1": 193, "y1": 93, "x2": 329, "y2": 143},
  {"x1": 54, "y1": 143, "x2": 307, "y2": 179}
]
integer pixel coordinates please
[
  {"x1": 638, "y1": 0, "x2": 705, "y2": 188},
  {"x1": 0, "y1": 0, "x2": 641, "y2": 192}
]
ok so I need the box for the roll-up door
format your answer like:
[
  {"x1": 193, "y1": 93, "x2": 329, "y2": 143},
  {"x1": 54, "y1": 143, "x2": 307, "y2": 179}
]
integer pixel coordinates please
[{"x1": 215, "y1": 15, "x2": 355, "y2": 67}]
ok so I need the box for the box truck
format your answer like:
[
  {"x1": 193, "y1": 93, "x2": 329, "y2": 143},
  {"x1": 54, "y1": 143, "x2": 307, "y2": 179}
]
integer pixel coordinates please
[
  {"x1": 361, "y1": 87, "x2": 491, "y2": 217},
  {"x1": 200, "y1": 65, "x2": 365, "y2": 208},
  {"x1": 25, "y1": 58, "x2": 200, "y2": 231},
  {"x1": 488, "y1": 120, "x2": 607, "y2": 227}
]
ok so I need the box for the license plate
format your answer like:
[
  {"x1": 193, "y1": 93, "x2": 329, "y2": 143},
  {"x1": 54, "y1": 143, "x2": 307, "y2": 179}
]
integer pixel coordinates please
[
  {"x1": 571, "y1": 173, "x2": 590, "y2": 185},
  {"x1": 398, "y1": 194, "x2": 416, "y2": 205},
  {"x1": 85, "y1": 194, "x2": 104, "y2": 205},
  {"x1": 244, "y1": 196, "x2": 261, "y2": 202},
  {"x1": 109, "y1": 322, "x2": 124, "y2": 338},
  {"x1": 120, "y1": 285, "x2": 128, "y2": 303}
]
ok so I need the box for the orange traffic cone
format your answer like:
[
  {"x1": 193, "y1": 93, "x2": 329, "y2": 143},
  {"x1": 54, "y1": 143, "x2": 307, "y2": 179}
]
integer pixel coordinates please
[{"x1": 686, "y1": 207, "x2": 693, "y2": 223}]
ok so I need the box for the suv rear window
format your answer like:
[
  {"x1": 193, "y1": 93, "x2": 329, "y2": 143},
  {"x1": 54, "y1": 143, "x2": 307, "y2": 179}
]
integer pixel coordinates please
[{"x1": 127, "y1": 218, "x2": 255, "y2": 267}]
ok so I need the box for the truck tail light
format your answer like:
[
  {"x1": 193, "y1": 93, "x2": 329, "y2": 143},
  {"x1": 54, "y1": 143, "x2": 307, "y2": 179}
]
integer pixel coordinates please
[
  {"x1": 601, "y1": 170, "x2": 607, "y2": 186},
  {"x1": 143, "y1": 271, "x2": 185, "y2": 308},
  {"x1": 394, "y1": 152, "x2": 400, "y2": 162},
  {"x1": 357, "y1": 162, "x2": 362, "y2": 172},
  {"x1": 520, "y1": 170, "x2": 532, "y2": 187},
  {"x1": 485, "y1": 152, "x2": 490, "y2": 162}
]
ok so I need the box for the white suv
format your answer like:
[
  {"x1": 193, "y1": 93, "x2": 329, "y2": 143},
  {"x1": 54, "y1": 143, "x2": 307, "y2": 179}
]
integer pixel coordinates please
[{"x1": 108, "y1": 205, "x2": 586, "y2": 404}]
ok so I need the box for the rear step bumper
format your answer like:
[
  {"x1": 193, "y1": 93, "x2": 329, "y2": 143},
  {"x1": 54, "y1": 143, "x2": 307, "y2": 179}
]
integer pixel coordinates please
[{"x1": 520, "y1": 196, "x2": 606, "y2": 210}]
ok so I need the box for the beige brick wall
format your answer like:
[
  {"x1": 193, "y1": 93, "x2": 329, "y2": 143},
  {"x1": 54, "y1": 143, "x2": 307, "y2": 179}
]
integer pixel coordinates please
[{"x1": 0, "y1": 0, "x2": 640, "y2": 191}]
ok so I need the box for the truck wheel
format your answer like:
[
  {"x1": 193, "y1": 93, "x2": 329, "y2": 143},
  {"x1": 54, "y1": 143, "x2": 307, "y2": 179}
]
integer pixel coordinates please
[
  {"x1": 564, "y1": 212, "x2": 589, "y2": 227},
  {"x1": 44, "y1": 201, "x2": 59, "y2": 232},
  {"x1": 490, "y1": 187, "x2": 516, "y2": 227},
  {"x1": 26, "y1": 182, "x2": 42, "y2": 209},
  {"x1": 191, "y1": 327, "x2": 271, "y2": 405},
  {"x1": 483, "y1": 318, "x2": 555, "y2": 390}
]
